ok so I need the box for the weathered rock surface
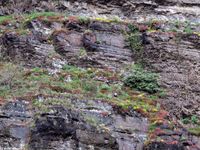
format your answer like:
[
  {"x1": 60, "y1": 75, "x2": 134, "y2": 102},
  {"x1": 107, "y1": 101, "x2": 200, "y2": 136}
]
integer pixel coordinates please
[
  {"x1": 0, "y1": 0, "x2": 200, "y2": 150},
  {"x1": 0, "y1": 16, "x2": 199, "y2": 149},
  {"x1": 0, "y1": 0, "x2": 200, "y2": 23},
  {"x1": 143, "y1": 32, "x2": 200, "y2": 119},
  {"x1": 0, "y1": 98, "x2": 148, "y2": 150},
  {"x1": 0, "y1": 20, "x2": 133, "y2": 69},
  {"x1": 0, "y1": 100, "x2": 32, "y2": 149},
  {"x1": 0, "y1": 31, "x2": 55, "y2": 67}
]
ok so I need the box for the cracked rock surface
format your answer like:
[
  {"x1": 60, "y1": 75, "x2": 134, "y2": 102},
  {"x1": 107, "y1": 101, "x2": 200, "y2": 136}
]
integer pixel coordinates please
[{"x1": 0, "y1": 0, "x2": 200, "y2": 150}]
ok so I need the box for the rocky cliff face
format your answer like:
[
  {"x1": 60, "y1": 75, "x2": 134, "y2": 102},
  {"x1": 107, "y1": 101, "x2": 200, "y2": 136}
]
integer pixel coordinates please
[
  {"x1": 0, "y1": 0, "x2": 199, "y2": 150},
  {"x1": 144, "y1": 33, "x2": 200, "y2": 119},
  {"x1": 0, "y1": 0, "x2": 200, "y2": 23}
]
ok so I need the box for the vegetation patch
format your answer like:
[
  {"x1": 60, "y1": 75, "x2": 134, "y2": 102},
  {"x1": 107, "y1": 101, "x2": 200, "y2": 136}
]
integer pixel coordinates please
[
  {"x1": 0, "y1": 12, "x2": 197, "y2": 37},
  {"x1": 124, "y1": 65, "x2": 160, "y2": 94},
  {"x1": 0, "y1": 62, "x2": 160, "y2": 117},
  {"x1": 0, "y1": 63, "x2": 26, "y2": 98},
  {"x1": 188, "y1": 126, "x2": 200, "y2": 136},
  {"x1": 127, "y1": 24, "x2": 143, "y2": 51},
  {"x1": 181, "y1": 115, "x2": 200, "y2": 136},
  {"x1": 78, "y1": 16, "x2": 90, "y2": 25},
  {"x1": 0, "y1": 15, "x2": 13, "y2": 24},
  {"x1": 181, "y1": 115, "x2": 199, "y2": 125},
  {"x1": 79, "y1": 48, "x2": 87, "y2": 58},
  {"x1": 24, "y1": 12, "x2": 60, "y2": 22}
]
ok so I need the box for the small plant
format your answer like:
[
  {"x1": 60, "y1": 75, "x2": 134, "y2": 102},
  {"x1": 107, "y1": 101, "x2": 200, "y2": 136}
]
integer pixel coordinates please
[
  {"x1": 123, "y1": 65, "x2": 160, "y2": 94},
  {"x1": 84, "y1": 116, "x2": 99, "y2": 127},
  {"x1": 127, "y1": 24, "x2": 143, "y2": 51},
  {"x1": 32, "y1": 99, "x2": 50, "y2": 112},
  {"x1": 149, "y1": 123, "x2": 158, "y2": 132},
  {"x1": 184, "y1": 26, "x2": 193, "y2": 34},
  {"x1": 78, "y1": 16, "x2": 90, "y2": 24},
  {"x1": 183, "y1": 21, "x2": 193, "y2": 34},
  {"x1": 170, "y1": 28, "x2": 178, "y2": 33},
  {"x1": 96, "y1": 93, "x2": 112, "y2": 100},
  {"x1": 111, "y1": 16, "x2": 121, "y2": 23},
  {"x1": 182, "y1": 117, "x2": 190, "y2": 124},
  {"x1": 0, "y1": 15, "x2": 13, "y2": 24},
  {"x1": 158, "y1": 89, "x2": 166, "y2": 98},
  {"x1": 148, "y1": 95, "x2": 158, "y2": 100},
  {"x1": 148, "y1": 19, "x2": 161, "y2": 30},
  {"x1": 128, "y1": 24, "x2": 139, "y2": 33},
  {"x1": 24, "y1": 12, "x2": 58, "y2": 21},
  {"x1": 128, "y1": 33, "x2": 143, "y2": 51},
  {"x1": 62, "y1": 64, "x2": 83, "y2": 73},
  {"x1": 191, "y1": 115, "x2": 198, "y2": 124},
  {"x1": 81, "y1": 80, "x2": 97, "y2": 94},
  {"x1": 0, "y1": 63, "x2": 22, "y2": 88},
  {"x1": 99, "y1": 84, "x2": 111, "y2": 91},
  {"x1": 16, "y1": 29, "x2": 31, "y2": 35},
  {"x1": 181, "y1": 115, "x2": 199, "y2": 125},
  {"x1": 79, "y1": 48, "x2": 87, "y2": 57},
  {"x1": 188, "y1": 126, "x2": 200, "y2": 136},
  {"x1": 31, "y1": 67, "x2": 44, "y2": 73},
  {"x1": 174, "y1": 20, "x2": 181, "y2": 28}
]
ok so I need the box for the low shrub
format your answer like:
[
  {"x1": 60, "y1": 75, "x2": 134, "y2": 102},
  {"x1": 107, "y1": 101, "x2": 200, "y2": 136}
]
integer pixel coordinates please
[
  {"x1": 124, "y1": 65, "x2": 160, "y2": 94},
  {"x1": 127, "y1": 24, "x2": 143, "y2": 51}
]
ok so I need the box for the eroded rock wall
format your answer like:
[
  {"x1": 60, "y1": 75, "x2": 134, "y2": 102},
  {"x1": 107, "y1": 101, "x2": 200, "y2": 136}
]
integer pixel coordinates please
[
  {"x1": 0, "y1": 1, "x2": 199, "y2": 150},
  {"x1": 143, "y1": 32, "x2": 200, "y2": 119},
  {"x1": 0, "y1": 0, "x2": 200, "y2": 23}
]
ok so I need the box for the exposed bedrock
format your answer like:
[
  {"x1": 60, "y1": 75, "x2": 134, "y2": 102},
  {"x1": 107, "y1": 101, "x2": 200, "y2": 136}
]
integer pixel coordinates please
[
  {"x1": 0, "y1": 20, "x2": 133, "y2": 69},
  {"x1": 0, "y1": 2, "x2": 199, "y2": 148},
  {"x1": 0, "y1": 0, "x2": 200, "y2": 23},
  {"x1": 143, "y1": 32, "x2": 200, "y2": 119},
  {"x1": 0, "y1": 99, "x2": 149, "y2": 150},
  {"x1": 0, "y1": 31, "x2": 55, "y2": 67},
  {"x1": 0, "y1": 100, "x2": 32, "y2": 149}
]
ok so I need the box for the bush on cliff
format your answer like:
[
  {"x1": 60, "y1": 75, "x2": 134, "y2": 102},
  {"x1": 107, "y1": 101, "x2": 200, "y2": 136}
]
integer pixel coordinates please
[{"x1": 124, "y1": 65, "x2": 160, "y2": 94}]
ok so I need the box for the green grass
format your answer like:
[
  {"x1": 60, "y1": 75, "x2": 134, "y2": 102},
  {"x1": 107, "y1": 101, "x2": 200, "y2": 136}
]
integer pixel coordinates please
[
  {"x1": 184, "y1": 26, "x2": 193, "y2": 34},
  {"x1": 24, "y1": 12, "x2": 59, "y2": 20},
  {"x1": 0, "y1": 12, "x2": 59, "y2": 24},
  {"x1": 188, "y1": 126, "x2": 200, "y2": 136},
  {"x1": 79, "y1": 48, "x2": 87, "y2": 57},
  {"x1": 99, "y1": 83, "x2": 112, "y2": 91},
  {"x1": 0, "y1": 62, "x2": 166, "y2": 137},
  {"x1": 78, "y1": 16, "x2": 90, "y2": 24},
  {"x1": 0, "y1": 12, "x2": 64, "y2": 34},
  {"x1": 0, "y1": 12, "x2": 63, "y2": 35},
  {"x1": 0, "y1": 62, "x2": 160, "y2": 117},
  {"x1": 0, "y1": 86, "x2": 10, "y2": 97},
  {"x1": 83, "y1": 116, "x2": 99, "y2": 127},
  {"x1": 0, "y1": 15, "x2": 13, "y2": 24}
]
